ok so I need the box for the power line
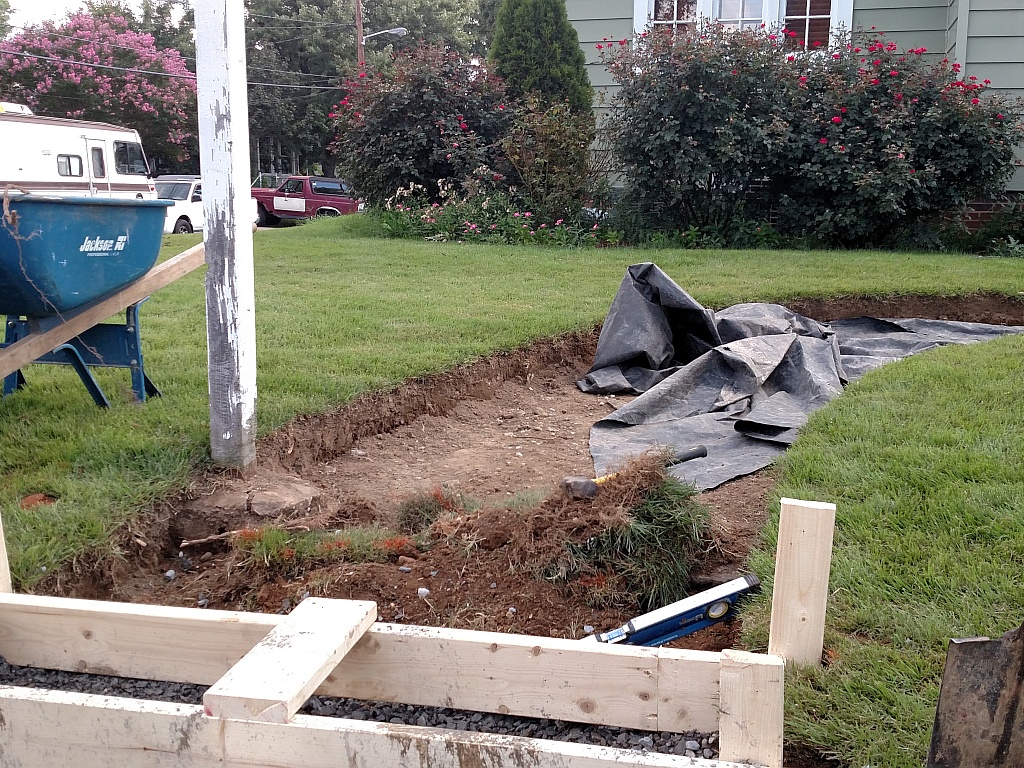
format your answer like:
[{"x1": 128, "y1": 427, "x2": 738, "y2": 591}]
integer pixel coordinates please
[
  {"x1": 0, "y1": 49, "x2": 343, "y2": 89},
  {"x1": 6, "y1": 23, "x2": 345, "y2": 80}
]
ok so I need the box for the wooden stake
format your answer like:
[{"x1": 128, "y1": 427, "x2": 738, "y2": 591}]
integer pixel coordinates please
[
  {"x1": 718, "y1": 650, "x2": 785, "y2": 768},
  {"x1": 195, "y1": 0, "x2": 257, "y2": 470},
  {"x1": 768, "y1": 497, "x2": 837, "y2": 666},
  {"x1": 0, "y1": 509, "x2": 11, "y2": 592}
]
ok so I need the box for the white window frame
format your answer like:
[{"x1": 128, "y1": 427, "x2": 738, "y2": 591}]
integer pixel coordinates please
[{"x1": 636, "y1": 0, "x2": 852, "y2": 44}]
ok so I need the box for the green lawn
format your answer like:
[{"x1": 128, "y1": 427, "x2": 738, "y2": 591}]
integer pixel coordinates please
[{"x1": 0, "y1": 216, "x2": 1021, "y2": 766}]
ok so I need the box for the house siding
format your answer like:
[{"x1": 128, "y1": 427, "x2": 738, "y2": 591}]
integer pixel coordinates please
[
  {"x1": 566, "y1": 0, "x2": 632, "y2": 92},
  {"x1": 961, "y1": 0, "x2": 1024, "y2": 189}
]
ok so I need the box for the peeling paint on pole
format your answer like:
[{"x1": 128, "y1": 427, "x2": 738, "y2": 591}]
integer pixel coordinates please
[{"x1": 195, "y1": 0, "x2": 257, "y2": 469}]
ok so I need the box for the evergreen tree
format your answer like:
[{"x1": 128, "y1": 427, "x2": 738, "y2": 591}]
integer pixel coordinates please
[
  {"x1": 489, "y1": 0, "x2": 592, "y2": 113},
  {"x1": 0, "y1": 0, "x2": 11, "y2": 40}
]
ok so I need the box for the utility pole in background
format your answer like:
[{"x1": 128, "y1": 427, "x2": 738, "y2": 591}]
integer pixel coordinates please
[{"x1": 355, "y1": 0, "x2": 364, "y2": 65}]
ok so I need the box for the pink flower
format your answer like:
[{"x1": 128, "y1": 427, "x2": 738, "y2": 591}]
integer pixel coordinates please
[
  {"x1": 831, "y1": 116, "x2": 842, "y2": 123},
  {"x1": 819, "y1": 137, "x2": 828, "y2": 144},
  {"x1": 731, "y1": 70, "x2": 738, "y2": 75},
  {"x1": 841, "y1": 107, "x2": 847, "y2": 113},
  {"x1": 460, "y1": 122, "x2": 468, "y2": 129},
  {"x1": 909, "y1": 169, "x2": 916, "y2": 173},
  {"x1": 555, "y1": 219, "x2": 563, "y2": 225},
  {"x1": 596, "y1": 44, "x2": 603, "y2": 50},
  {"x1": 870, "y1": 78, "x2": 880, "y2": 85},
  {"x1": 358, "y1": 71, "x2": 366, "y2": 78},
  {"x1": 996, "y1": 113, "x2": 1005, "y2": 120},
  {"x1": 971, "y1": 98, "x2": 980, "y2": 105},
  {"x1": 513, "y1": 212, "x2": 520, "y2": 218},
  {"x1": 452, "y1": 142, "x2": 459, "y2": 147},
  {"x1": 889, "y1": 70, "x2": 898, "y2": 76}
]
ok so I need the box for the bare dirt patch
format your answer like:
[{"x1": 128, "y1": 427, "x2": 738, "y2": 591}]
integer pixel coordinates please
[{"x1": 43, "y1": 293, "x2": 1024, "y2": 654}]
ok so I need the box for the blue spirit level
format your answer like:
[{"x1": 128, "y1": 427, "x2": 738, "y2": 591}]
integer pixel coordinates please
[{"x1": 586, "y1": 575, "x2": 761, "y2": 647}]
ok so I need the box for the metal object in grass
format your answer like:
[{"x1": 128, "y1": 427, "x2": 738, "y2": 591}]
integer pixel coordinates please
[
  {"x1": 927, "y1": 622, "x2": 1024, "y2": 767},
  {"x1": 586, "y1": 575, "x2": 761, "y2": 647}
]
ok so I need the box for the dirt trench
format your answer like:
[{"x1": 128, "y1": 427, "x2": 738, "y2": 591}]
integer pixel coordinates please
[{"x1": 38, "y1": 292, "x2": 1024, "y2": 652}]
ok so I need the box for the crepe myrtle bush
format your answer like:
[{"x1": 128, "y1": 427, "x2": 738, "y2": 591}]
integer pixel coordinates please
[
  {"x1": 603, "y1": 25, "x2": 1024, "y2": 247},
  {"x1": 329, "y1": 45, "x2": 514, "y2": 206},
  {"x1": 764, "y1": 30, "x2": 1024, "y2": 247}
]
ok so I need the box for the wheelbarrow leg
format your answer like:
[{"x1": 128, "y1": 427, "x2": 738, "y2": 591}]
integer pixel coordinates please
[{"x1": 55, "y1": 343, "x2": 111, "y2": 408}]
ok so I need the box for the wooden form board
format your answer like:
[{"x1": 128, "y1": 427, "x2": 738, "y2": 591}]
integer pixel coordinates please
[
  {"x1": 0, "y1": 593, "x2": 721, "y2": 732},
  {"x1": 0, "y1": 686, "x2": 761, "y2": 768},
  {"x1": 0, "y1": 242, "x2": 206, "y2": 381},
  {"x1": 203, "y1": 597, "x2": 376, "y2": 723},
  {"x1": 768, "y1": 498, "x2": 837, "y2": 666},
  {"x1": 718, "y1": 651, "x2": 784, "y2": 768}
]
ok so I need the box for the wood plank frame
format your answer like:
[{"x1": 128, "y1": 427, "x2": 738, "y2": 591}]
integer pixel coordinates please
[
  {"x1": 0, "y1": 686, "x2": 760, "y2": 768},
  {"x1": 0, "y1": 490, "x2": 832, "y2": 768}
]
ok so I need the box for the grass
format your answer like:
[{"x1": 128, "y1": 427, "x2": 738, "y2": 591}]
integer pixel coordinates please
[{"x1": 741, "y1": 334, "x2": 1024, "y2": 767}]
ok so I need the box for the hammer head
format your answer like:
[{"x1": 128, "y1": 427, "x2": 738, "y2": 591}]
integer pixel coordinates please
[{"x1": 560, "y1": 476, "x2": 600, "y2": 499}]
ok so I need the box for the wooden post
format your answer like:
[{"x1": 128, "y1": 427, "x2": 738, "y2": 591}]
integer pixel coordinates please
[
  {"x1": 768, "y1": 497, "x2": 837, "y2": 666},
  {"x1": 718, "y1": 650, "x2": 785, "y2": 768},
  {"x1": 195, "y1": 0, "x2": 258, "y2": 469},
  {"x1": 0, "y1": 510, "x2": 11, "y2": 593}
]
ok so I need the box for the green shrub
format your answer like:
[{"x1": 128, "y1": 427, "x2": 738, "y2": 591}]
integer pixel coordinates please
[
  {"x1": 604, "y1": 25, "x2": 792, "y2": 233},
  {"x1": 489, "y1": 0, "x2": 593, "y2": 113},
  {"x1": 330, "y1": 45, "x2": 514, "y2": 206},
  {"x1": 500, "y1": 96, "x2": 597, "y2": 224},
  {"x1": 766, "y1": 30, "x2": 1024, "y2": 247},
  {"x1": 603, "y1": 25, "x2": 1024, "y2": 248}
]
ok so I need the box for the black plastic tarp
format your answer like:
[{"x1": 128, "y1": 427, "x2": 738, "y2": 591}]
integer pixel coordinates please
[{"x1": 581, "y1": 263, "x2": 1024, "y2": 491}]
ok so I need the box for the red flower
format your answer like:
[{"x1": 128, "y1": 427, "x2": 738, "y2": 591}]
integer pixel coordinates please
[
  {"x1": 909, "y1": 169, "x2": 916, "y2": 173},
  {"x1": 971, "y1": 98, "x2": 980, "y2": 105},
  {"x1": 840, "y1": 107, "x2": 847, "y2": 113},
  {"x1": 358, "y1": 71, "x2": 366, "y2": 78},
  {"x1": 819, "y1": 137, "x2": 828, "y2": 144},
  {"x1": 889, "y1": 70, "x2": 899, "y2": 76},
  {"x1": 870, "y1": 78, "x2": 880, "y2": 85},
  {"x1": 996, "y1": 113, "x2": 1005, "y2": 120},
  {"x1": 596, "y1": 44, "x2": 603, "y2": 50},
  {"x1": 831, "y1": 116, "x2": 842, "y2": 123},
  {"x1": 459, "y1": 122, "x2": 468, "y2": 129},
  {"x1": 731, "y1": 70, "x2": 738, "y2": 75},
  {"x1": 799, "y1": 76, "x2": 808, "y2": 84},
  {"x1": 620, "y1": 39, "x2": 628, "y2": 46}
]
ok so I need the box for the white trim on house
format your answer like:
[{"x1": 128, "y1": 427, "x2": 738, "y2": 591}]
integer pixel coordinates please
[{"x1": 954, "y1": 0, "x2": 970, "y2": 67}]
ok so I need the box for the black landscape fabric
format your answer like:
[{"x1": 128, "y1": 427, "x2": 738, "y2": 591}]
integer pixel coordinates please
[{"x1": 581, "y1": 263, "x2": 1024, "y2": 491}]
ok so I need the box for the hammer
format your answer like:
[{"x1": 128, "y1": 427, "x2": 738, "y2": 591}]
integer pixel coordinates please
[{"x1": 560, "y1": 445, "x2": 708, "y2": 500}]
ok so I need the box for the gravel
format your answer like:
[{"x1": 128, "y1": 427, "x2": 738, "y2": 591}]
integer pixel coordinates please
[{"x1": 0, "y1": 656, "x2": 719, "y2": 759}]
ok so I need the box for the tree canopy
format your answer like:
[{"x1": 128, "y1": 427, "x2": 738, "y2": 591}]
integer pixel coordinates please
[
  {"x1": 0, "y1": 0, "x2": 11, "y2": 40},
  {"x1": 0, "y1": 11, "x2": 197, "y2": 169},
  {"x1": 489, "y1": 0, "x2": 592, "y2": 113}
]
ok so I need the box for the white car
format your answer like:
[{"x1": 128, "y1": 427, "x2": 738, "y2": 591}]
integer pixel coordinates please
[{"x1": 156, "y1": 175, "x2": 259, "y2": 234}]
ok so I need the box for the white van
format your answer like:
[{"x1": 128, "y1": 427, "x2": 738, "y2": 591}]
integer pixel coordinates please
[
  {"x1": 0, "y1": 108, "x2": 156, "y2": 199},
  {"x1": 156, "y1": 174, "x2": 261, "y2": 234}
]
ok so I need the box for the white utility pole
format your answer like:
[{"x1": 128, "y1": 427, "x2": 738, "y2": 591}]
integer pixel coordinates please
[{"x1": 194, "y1": 0, "x2": 258, "y2": 469}]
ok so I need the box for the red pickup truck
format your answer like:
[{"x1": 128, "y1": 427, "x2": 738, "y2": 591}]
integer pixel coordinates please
[{"x1": 251, "y1": 176, "x2": 360, "y2": 225}]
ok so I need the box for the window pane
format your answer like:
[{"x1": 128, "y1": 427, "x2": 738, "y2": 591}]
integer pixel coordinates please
[
  {"x1": 743, "y1": 0, "x2": 763, "y2": 16},
  {"x1": 91, "y1": 147, "x2": 106, "y2": 178},
  {"x1": 784, "y1": 17, "x2": 808, "y2": 45},
  {"x1": 654, "y1": 0, "x2": 696, "y2": 22},
  {"x1": 786, "y1": 0, "x2": 809, "y2": 15},
  {"x1": 807, "y1": 16, "x2": 830, "y2": 44},
  {"x1": 654, "y1": 0, "x2": 675, "y2": 20},
  {"x1": 57, "y1": 155, "x2": 83, "y2": 177},
  {"x1": 808, "y1": 0, "x2": 831, "y2": 15},
  {"x1": 720, "y1": 0, "x2": 742, "y2": 18}
]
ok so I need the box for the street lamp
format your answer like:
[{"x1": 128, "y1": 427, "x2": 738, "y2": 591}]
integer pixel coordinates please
[{"x1": 362, "y1": 27, "x2": 408, "y2": 44}]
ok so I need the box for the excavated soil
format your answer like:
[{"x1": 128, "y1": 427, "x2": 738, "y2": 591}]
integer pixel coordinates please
[{"x1": 31, "y1": 292, "x2": 1023, "y2": 767}]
